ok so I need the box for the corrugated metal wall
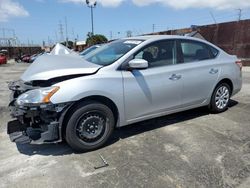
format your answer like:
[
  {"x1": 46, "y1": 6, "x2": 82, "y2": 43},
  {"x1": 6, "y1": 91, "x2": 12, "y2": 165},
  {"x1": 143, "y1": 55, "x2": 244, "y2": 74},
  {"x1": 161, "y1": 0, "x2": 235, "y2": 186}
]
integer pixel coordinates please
[
  {"x1": 0, "y1": 47, "x2": 42, "y2": 58},
  {"x1": 199, "y1": 20, "x2": 250, "y2": 58},
  {"x1": 151, "y1": 19, "x2": 250, "y2": 58}
]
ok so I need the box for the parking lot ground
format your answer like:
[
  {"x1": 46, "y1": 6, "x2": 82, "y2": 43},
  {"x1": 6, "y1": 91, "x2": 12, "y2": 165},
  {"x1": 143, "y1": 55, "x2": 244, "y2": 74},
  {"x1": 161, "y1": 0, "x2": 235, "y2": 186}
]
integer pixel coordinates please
[{"x1": 0, "y1": 62, "x2": 250, "y2": 188}]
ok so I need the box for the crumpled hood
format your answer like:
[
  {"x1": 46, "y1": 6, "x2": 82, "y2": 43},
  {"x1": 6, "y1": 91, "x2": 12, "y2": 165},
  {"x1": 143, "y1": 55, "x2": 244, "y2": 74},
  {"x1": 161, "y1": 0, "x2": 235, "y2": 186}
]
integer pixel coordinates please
[{"x1": 21, "y1": 54, "x2": 102, "y2": 81}]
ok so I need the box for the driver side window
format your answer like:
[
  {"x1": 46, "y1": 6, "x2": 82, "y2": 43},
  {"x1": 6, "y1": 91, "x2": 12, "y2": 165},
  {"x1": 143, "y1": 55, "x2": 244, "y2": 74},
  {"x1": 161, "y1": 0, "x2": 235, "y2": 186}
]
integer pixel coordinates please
[{"x1": 134, "y1": 40, "x2": 176, "y2": 68}]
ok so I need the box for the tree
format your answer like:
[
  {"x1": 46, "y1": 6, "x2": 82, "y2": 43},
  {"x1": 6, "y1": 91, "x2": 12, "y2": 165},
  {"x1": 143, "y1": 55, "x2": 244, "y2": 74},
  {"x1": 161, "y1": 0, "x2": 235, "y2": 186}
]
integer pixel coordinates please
[{"x1": 86, "y1": 34, "x2": 108, "y2": 46}]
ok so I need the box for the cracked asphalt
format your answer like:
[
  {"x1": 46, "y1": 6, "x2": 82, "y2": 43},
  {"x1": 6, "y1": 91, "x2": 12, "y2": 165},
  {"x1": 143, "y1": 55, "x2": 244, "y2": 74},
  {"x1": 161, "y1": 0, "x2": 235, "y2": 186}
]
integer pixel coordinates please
[{"x1": 0, "y1": 62, "x2": 250, "y2": 188}]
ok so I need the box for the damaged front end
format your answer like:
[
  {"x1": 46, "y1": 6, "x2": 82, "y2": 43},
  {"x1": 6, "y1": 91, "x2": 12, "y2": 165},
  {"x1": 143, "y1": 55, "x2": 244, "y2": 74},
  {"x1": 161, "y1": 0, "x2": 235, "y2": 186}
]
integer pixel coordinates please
[{"x1": 8, "y1": 80, "x2": 71, "y2": 144}]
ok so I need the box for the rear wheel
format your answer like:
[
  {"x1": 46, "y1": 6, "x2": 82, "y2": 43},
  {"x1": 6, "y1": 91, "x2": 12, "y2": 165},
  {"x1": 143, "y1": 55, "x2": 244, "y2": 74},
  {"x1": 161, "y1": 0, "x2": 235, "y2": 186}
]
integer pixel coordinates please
[
  {"x1": 65, "y1": 101, "x2": 115, "y2": 152},
  {"x1": 210, "y1": 83, "x2": 231, "y2": 113}
]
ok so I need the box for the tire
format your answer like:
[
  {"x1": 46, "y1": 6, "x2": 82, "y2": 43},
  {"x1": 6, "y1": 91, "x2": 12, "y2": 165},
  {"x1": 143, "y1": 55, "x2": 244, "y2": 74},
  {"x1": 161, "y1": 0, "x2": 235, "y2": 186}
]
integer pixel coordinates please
[
  {"x1": 65, "y1": 101, "x2": 115, "y2": 152},
  {"x1": 210, "y1": 83, "x2": 231, "y2": 113}
]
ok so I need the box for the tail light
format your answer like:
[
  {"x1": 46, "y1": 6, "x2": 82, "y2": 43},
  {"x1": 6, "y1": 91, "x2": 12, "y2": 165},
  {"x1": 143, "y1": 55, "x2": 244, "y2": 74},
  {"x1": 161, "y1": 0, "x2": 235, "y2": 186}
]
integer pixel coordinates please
[{"x1": 236, "y1": 60, "x2": 243, "y2": 71}]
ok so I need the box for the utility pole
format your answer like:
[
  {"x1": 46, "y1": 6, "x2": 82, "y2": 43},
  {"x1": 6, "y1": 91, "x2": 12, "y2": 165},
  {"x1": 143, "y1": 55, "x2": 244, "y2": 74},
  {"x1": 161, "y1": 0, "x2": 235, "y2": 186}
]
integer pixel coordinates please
[
  {"x1": 47, "y1": 36, "x2": 50, "y2": 47},
  {"x1": 126, "y1": 30, "x2": 132, "y2": 37},
  {"x1": 152, "y1": 24, "x2": 155, "y2": 33},
  {"x1": 72, "y1": 28, "x2": 75, "y2": 41},
  {"x1": 237, "y1": 9, "x2": 242, "y2": 21},
  {"x1": 55, "y1": 31, "x2": 58, "y2": 43},
  {"x1": 86, "y1": 0, "x2": 97, "y2": 36},
  {"x1": 65, "y1": 17, "x2": 68, "y2": 47},
  {"x1": 110, "y1": 31, "x2": 113, "y2": 40},
  {"x1": 117, "y1": 32, "x2": 121, "y2": 38},
  {"x1": 59, "y1": 21, "x2": 64, "y2": 42},
  {"x1": 209, "y1": 11, "x2": 217, "y2": 24}
]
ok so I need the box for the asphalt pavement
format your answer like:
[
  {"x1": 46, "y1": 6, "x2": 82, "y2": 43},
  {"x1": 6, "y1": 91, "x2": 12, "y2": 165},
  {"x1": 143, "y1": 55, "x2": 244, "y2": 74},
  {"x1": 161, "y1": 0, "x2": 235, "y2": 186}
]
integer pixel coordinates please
[{"x1": 0, "y1": 62, "x2": 250, "y2": 188}]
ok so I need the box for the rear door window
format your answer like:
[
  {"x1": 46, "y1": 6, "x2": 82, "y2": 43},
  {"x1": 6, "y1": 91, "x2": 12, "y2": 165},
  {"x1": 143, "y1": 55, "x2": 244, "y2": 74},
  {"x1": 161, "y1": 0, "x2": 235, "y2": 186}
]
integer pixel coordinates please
[{"x1": 178, "y1": 40, "x2": 215, "y2": 63}]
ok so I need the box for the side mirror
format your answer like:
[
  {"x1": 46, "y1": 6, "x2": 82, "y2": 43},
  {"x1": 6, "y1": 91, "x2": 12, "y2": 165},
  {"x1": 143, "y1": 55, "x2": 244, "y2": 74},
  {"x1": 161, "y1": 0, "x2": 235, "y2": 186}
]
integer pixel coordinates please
[{"x1": 128, "y1": 59, "x2": 148, "y2": 70}]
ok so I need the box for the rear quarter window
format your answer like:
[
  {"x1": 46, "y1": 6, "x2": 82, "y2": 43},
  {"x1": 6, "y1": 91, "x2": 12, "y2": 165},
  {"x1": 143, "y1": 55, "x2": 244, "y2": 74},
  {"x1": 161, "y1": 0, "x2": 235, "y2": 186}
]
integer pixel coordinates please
[{"x1": 209, "y1": 46, "x2": 219, "y2": 58}]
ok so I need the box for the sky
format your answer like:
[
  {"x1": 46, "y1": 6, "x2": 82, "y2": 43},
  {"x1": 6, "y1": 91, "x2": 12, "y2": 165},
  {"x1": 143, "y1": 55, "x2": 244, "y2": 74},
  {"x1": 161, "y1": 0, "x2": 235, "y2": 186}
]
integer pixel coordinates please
[{"x1": 1, "y1": 0, "x2": 250, "y2": 46}]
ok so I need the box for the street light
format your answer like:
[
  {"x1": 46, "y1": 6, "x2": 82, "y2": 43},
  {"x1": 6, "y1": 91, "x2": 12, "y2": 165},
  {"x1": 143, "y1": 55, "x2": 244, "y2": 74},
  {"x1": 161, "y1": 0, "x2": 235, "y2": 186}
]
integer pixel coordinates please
[{"x1": 86, "y1": 0, "x2": 97, "y2": 36}]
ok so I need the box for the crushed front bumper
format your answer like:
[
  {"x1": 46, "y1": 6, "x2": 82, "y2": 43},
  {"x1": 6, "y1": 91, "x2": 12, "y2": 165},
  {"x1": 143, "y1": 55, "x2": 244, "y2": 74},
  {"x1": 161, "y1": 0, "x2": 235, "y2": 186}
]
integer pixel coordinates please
[
  {"x1": 7, "y1": 119, "x2": 60, "y2": 144},
  {"x1": 7, "y1": 80, "x2": 71, "y2": 144}
]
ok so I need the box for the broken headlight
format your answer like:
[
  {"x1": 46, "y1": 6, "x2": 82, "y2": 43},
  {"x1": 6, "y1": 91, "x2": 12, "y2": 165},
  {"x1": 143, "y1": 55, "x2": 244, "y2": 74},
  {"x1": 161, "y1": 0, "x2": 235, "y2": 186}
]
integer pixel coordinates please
[{"x1": 16, "y1": 86, "x2": 60, "y2": 105}]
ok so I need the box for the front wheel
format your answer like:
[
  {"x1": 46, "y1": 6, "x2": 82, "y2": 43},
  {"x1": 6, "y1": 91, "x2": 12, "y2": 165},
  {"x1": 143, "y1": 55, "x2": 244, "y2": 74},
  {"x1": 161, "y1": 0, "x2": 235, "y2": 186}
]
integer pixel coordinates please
[
  {"x1": 210, "y1": 83, "x2": 231, "y2": 113},
  {"x1": 65, "y1": 101, "x2": 115, "y2": 152}
]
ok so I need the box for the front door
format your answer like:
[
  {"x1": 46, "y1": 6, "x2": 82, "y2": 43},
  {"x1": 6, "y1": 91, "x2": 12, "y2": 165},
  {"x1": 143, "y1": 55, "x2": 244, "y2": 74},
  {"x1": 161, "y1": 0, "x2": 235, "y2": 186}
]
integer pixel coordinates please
[{"x1": 122, "y1": 40, "x2": 183, "y2": 124}]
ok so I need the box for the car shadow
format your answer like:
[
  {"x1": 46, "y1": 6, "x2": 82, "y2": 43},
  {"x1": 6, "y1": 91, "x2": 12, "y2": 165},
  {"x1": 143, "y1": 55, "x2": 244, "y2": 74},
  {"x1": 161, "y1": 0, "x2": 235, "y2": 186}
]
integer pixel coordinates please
[
  {"x1": 16, "y1": 142, "x2": 73, "y2": 156},
  {"x1": 15, "y1": 100, "x2": 238, "y2": 156}
]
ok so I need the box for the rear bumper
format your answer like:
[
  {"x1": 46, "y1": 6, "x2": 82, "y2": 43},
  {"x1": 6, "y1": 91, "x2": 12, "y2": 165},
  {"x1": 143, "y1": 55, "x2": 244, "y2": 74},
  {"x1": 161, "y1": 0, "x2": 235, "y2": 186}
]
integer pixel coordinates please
[{"x1": 232, "y1": 75, "x2": 242, "y2": 97}]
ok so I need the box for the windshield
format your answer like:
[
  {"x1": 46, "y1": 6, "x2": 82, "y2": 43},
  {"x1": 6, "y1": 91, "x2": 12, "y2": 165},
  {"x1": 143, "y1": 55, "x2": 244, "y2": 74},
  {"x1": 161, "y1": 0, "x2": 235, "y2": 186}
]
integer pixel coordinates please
[
  {"x1": 80, "y1": 46, "x2": 99, "y2": 56},
  {"x1": 85, "y1": 39, "x2": 143, "y2": 66}
]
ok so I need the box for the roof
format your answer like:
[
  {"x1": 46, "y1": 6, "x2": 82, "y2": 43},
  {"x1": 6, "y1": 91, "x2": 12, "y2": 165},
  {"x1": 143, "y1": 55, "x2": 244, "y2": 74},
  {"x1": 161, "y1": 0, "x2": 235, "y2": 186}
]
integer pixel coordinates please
[{"x1": 123, "y1": 35, "x2": 207, "y2": 43}]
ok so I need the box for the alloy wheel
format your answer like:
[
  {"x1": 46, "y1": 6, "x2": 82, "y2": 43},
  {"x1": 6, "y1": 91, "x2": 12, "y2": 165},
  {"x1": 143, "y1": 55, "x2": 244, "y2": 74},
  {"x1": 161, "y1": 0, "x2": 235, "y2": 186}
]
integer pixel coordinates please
[{"x1": 215, "y1": 86, "x2": 230, "y2": 109}]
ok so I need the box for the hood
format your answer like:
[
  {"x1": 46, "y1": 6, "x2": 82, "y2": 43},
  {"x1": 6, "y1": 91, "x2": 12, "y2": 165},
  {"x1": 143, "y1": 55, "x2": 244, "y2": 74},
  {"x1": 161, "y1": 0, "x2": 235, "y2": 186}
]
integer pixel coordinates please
[{"x1": 21, "y1": 54, "x2": 102, "y2": 82}]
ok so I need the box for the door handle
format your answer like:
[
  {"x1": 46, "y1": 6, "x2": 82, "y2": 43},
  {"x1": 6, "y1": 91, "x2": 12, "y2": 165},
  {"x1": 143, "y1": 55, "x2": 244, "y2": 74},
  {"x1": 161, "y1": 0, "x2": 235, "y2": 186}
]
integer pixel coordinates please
[
  {"x1": 169, "y1": 74, "x2": 182, "y2": 81},
  {"x1": 209, "y1": 68, "x2": 219, "y2": 74}
]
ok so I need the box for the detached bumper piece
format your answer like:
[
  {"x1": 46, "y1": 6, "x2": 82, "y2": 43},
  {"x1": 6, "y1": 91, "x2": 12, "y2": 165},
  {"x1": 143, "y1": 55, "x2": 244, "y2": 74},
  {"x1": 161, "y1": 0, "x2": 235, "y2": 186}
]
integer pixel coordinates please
[
  {"x1": 7, "y1": 120, "x2": 26, "y2": 134},
  {"x1": 27, "y1": 122, "x2": 60, "y2": 144},
  {"x1": 7, "y1": 119, "x2": 60, "y2": 144}
]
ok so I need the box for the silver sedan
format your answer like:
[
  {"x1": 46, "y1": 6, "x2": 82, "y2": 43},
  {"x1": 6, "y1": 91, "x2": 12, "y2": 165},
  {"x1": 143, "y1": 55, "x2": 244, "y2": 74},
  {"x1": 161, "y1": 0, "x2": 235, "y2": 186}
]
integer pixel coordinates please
[{"x1": 8, "y1": 35, "x2": 242, "y2": 151}]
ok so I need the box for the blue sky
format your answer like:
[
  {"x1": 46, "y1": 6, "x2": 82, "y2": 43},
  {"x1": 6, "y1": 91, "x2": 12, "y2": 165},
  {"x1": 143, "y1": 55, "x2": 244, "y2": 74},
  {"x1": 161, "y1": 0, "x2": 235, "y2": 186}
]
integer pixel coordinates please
[{"x1": 1, "y1": 0, "x2": 250, "y2": 45}]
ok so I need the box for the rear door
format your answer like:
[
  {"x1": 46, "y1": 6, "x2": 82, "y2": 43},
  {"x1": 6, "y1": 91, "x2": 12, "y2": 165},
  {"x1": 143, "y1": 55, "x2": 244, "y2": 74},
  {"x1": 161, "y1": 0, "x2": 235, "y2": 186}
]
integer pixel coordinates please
[
  {"x1": 176, "y1": 39, "x2": 220, "y2": 107},
  {"x1": 122, "y1": 40, "x2": 183, "y2": 123}
]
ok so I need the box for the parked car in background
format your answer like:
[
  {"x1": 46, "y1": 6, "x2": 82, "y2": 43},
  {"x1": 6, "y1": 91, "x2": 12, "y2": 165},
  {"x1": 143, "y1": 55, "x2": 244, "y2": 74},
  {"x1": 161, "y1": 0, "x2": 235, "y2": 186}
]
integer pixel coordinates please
[
  {"x1": 15, "y1": 54, "x2": 31, "y2": 63},
  {"x1": 79, "y1": 44, "x2": 102, "y2": 57},
  {"x1": 8, "y1": 35, "x2": 242, "y2": 152},
  {"x1": 21, "y1": 55, "x2": 31, "y2": 63},
  {"x1": 0, "y1": 49, "x2": 8, "y2": 55},
  {"x1": 29, "y1": 52, "x2": 48, "y2": 63},
  {"x1": 29, "y1": 53, "x2": 39, "y2": 63},
  {"x1": 0, "y1": 53, "x2": 7, "y2": 65}
]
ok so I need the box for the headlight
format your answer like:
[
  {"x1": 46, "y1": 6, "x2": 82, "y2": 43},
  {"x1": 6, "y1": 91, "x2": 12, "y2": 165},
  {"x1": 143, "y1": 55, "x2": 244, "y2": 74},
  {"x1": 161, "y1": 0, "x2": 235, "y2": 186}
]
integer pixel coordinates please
[{"x1": 16, "y1": 86, "x2": 60, "y2": 105}]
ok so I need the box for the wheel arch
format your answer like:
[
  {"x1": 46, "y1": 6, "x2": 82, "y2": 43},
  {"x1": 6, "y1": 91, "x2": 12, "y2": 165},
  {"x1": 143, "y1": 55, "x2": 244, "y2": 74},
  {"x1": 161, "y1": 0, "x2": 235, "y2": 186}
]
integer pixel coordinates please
[
  {"x1": 215, "y1": 78, "x2": 233, "y2": 95},
  {"x1": 61, "y1": 95, "x2": 119, "y2": 139},
  {"x1": 209, "y1": 78, "x2": 233, "y2": 112},
  {"x1": 209, "y1": 78, "x2": 233, "y2": 107}
]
